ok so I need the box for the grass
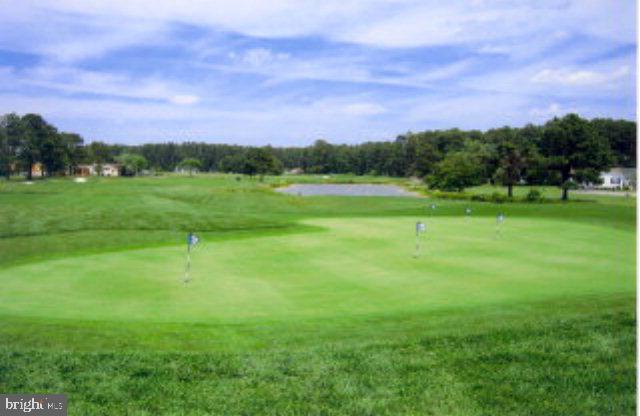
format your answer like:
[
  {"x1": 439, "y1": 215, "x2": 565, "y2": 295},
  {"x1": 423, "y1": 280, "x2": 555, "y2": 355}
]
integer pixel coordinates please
[{"x1": 0, "y1": 173, "x2": 635, "y2": 415}]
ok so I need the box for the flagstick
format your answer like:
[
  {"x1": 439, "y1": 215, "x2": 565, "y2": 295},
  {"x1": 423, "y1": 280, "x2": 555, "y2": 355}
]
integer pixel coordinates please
[{"x1": 184, "y1": 244, "x2": 191, "y2": 284}]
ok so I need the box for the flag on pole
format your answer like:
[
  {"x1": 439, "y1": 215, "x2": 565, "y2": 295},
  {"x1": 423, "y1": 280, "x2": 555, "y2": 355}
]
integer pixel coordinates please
[
  {"x1": 184, "y1": 232, "x2": 200, "y2": 284},
  {"x1": 414, "y1": 221, "x2": 426, "y2": 257},
  {"x1": 495, "y1": 212, "x2": 505, "y2": 239},
  {"x1": 187, "y1": 232, "x2": 199, "y2": 250}
]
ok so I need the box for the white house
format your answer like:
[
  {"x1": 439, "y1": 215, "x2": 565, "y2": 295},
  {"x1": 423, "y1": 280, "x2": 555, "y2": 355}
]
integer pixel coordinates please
[
  {"x1": 76, "y1": 163, "x2": 121, "y2": 177},
  {"x1": 102, "y1": 164, "x2": 120, "y2": 176},
  {"x1": 599, "y1": 167, "x2": 636, "y2": 190}
]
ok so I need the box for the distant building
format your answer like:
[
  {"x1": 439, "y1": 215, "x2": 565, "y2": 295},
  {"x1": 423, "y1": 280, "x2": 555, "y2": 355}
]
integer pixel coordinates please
[
  {"x1": 599, "y1": 167, "x2": 636, "y2": 190},
  {"x1": 102, "y1": 164, "x2": 120, "y2": 177},
  {"x1": 285, "y1": 167, "x2": 304, "y2": 175},
  {"x1": 30, "y1": 163, "x2": 44, "y2": 177},
  {"x1": 175, "y1": 167, "x2": 199, "y2": 175},
  {"x1": 75, "y1": 163, "x2": 121, "y2": 177}
]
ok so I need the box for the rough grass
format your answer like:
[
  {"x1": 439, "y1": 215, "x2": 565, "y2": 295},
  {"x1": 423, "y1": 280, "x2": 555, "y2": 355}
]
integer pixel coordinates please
[{"x1": 0, "y1": 173, "x2": 635, "y2": 415}]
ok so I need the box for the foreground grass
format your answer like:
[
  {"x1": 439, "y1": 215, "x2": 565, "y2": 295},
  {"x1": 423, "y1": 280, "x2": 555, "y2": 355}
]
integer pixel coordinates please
[
  {"x1": 0, "y1": 174, "x2": 635, "y2": 414},
  {"x1": 1, "y1": 295, "x2": 633, "y2": 415}
]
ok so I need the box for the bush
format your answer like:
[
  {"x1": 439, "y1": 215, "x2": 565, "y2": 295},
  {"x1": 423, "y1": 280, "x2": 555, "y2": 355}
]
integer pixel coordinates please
[
  {"x1": 471, "y1": 194, "x2": 487, "y2": 202},
  {"x1": 490, "y1": 192, "x2": 508, "y2": 203},
  {"x1": 430, "y1": 190, "x2": 469, "y2": 200},
  {"x1": 525, "y1": 189, "x2": 543, "y2": 202}
]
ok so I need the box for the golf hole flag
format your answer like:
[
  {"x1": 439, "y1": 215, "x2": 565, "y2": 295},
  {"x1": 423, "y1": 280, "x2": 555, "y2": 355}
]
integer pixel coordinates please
[
  {"x1": 187, "y1": 232, "x2": 200, "y2": 250},
  {"x1": 414, "y1": 221, "x2": 426, "y2": 257},
  {"x1": 184, "y1": 232, "x2": 200, "y2": 284}
]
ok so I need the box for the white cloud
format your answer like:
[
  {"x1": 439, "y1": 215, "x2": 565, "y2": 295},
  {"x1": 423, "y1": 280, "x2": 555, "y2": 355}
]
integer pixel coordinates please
[
  {"x1": 342, "y1": 102, "x2": 386, "y2": 116},
  {"x1": 7, "y1": 65, "x2": 202, "y2": 105},
  {"x1": 529, "y1": 103, "x2": 576, "y2": 119},
  {"x1": 0, "y1": 0, "x2": 634, "y2": 144},
  {"x1": 170, "y1": 95, "x2": 200, "y2": 105},
  {"x1": 229, "y1": 48, "x2": 290, "y2": 67},
  {"x1": 531, "y1": 66, "x2": 630, "y2": 86},
  {"x1": 1, "y1": 0, "x2": 635, "y2": 54}
]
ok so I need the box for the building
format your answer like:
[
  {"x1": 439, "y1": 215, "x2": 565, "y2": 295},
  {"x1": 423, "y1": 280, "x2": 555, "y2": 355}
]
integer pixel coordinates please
[
  {"x1": 599, "y1": 167, "x2": 636, "y2": 190},
  {"x1": 285, "y1": 167, "x2": 304, "y2": 175},
  {"x1": 30, "y1": 163, "x2": 44, "y2": 177},
  {"x1": 102, "y1": 164, "x2": 120, "y2": 176},
  {"x1": 75, "y1": 163, "x2": 121, "y2": 177}
]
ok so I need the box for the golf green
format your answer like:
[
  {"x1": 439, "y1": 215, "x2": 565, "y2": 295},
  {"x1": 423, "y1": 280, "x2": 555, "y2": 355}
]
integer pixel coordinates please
[{"x1": 0, "y1": 216, "x2": 632, "y2": 325}]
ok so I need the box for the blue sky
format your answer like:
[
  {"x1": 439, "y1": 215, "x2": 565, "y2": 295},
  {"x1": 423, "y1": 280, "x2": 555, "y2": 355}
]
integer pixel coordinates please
[{"x1": 0, "y1": 1, "x2": 635, "y2": 145}]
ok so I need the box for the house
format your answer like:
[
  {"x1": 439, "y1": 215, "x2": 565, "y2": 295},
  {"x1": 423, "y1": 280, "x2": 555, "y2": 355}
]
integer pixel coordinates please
[
  {"x1": 599, "y1": 167, "x2": 636, "y2": 190},
  {"x1": 175, "y1": 167, "x2": 199, "y2": 175},
  {"x1": 75, "y1": 163, "x2": 121, "y2": 177},
  {"x1": 30, "y1": 163, "x2": 44, "y2": 177},
  {"x1": 75, "y1": 164, "x2": 95, "y2": 176},
  {"x1": 285, "y1": 167, "x2": 304, "y2": 175},
  {"x1": 102, "y1": 164, "x2": 120, "y2": 177}
]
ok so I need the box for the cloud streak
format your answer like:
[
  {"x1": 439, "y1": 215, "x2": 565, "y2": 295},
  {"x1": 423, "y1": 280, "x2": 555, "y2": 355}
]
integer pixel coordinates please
[{"x1": 0, "y1": 1, "x2": 635, "y2": 144}]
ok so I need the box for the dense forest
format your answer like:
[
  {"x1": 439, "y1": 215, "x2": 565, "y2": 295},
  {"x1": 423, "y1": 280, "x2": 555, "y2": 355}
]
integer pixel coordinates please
[{"x1": 0, "y1": 112, "x2": 635, "y2": 197}]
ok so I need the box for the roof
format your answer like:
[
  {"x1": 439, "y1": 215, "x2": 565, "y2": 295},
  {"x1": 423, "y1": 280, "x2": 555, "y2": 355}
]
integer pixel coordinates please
[{"x1": 604, "y1": 167, "x2": 636, "y2": 176}]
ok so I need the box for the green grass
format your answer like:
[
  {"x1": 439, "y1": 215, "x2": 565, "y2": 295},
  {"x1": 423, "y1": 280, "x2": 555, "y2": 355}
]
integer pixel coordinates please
[{"x1": 0, "y1": 174, "x2": 635, "y2": 415}]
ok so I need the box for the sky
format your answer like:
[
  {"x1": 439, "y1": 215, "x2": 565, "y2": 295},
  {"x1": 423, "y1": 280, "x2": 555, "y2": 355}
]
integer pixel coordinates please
[{"x1": 0, "y1": 1, "x2": 636, "y2": 146}]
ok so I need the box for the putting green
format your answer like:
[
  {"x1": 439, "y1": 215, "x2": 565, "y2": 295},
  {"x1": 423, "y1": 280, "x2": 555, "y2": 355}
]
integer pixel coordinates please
[{"x1": 0, "y1": 217, "x2": 633, "y2": 324}]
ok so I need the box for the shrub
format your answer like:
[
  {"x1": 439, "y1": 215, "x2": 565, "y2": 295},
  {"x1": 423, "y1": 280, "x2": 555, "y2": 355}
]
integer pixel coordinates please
[
  {"x1": 430, "y1": 190, "x2": 469, "y2": 200},
  {"x1": 489, "y1": 192, "x2": 508, "y2": 203},
  {"x1": 525, "y1": 189, "x2": 543, "y2": 202}
]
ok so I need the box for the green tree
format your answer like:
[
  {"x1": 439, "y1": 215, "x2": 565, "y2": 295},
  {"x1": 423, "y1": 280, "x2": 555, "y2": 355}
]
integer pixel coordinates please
[
  {"x1": 88, "y1": 141, "x2": 112, "y2": 176},
  {"x1": 426, "y1": 151, "x2": 484, "y2": 192},
  {"x1": 0, "y1": 113, "x2": 23, "y2": 179},
  {"x1": 40, "y1": 134, "x2": 66, "y2": 176},
  {"x1": 242, "y1": 148, "x2": 283, "y2": 179},
  {"x1": 177, "y1": 158, "x2": 203, "y2": 176},
  {"x1": 116, "y1": 153, "x2": 148, "y2": 176},
  {"x1": 60, "y1": 133, "x2": 85, "y2": 175},
  {"x1": 540, "y1": 114, "x2": 612, "y2": 200},
  {"x1": 218, "y1": 154, "x2": 244, "y2": 173},
  {"x1": 20, "y1": 114, "x2": 57, "y2": 180},
  {"x1": 486, "y1": 127, "x2": 535, "y2": 197},
  {"x1": 590, "y1": 118, "x2": 636, "y2": 167}
]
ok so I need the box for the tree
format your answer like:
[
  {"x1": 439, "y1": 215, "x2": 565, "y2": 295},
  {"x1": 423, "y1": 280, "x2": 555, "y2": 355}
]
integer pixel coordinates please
[
  {"x1": 426, "y1": 151, "x2": 484, "y2": 192},
  {"x1": 218, "y1": 154, "x2": 244, "y2": 173},
  {"x1": 242, "y1": 148, "x2": 283, "y2": 179},
  {"x1": 0, "y1": 126, "x2": 7, "y2": 179},
  {"x1": 0, "y1": 113, "x2": 23, "y2": 179},
  {"x1": 20, "y1": 114, "x2": 57, "y2": 180},
  {"x1": 177, "y1": 158, "x2": 202, "y2": 176},
  {"x1": 540, "y1": 114, "x2": 612, "y2": 200},
  {"x1": 60, "y1": 133, "x2": 85, "y2": 175},
  {"x1": 486, "y1": 127, "x2": 535, "y2": 197},
  {"x1": 116, "y1": 153, "x2": 148, "y2": 176},
  {"x1": 40, "y1": 134, "x2": 66, "y2": 176},
  {"x1": 590, "y1": 118, "x2": 636, "y2": 167},
  {"x1": 88, "y1": 141, "x2": 112, "y2": 176}
]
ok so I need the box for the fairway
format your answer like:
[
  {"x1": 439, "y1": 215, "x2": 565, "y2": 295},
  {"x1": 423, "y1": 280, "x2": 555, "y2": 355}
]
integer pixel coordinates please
[
  {"x1": 0, "y1": 176, "x2": 635, "y2": 414},
  {"x1": 0, "y1": 217, "x2": 632, "y2": 327}
]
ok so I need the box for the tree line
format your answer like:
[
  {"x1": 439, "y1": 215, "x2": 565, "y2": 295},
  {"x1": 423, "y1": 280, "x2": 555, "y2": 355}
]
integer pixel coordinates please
[{"x1": 0, "y1": 112, "x2": 635, "y2": 199}]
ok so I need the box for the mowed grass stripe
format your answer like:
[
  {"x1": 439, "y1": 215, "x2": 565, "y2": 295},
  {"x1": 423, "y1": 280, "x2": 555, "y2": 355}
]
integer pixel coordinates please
[{"x1": 0, "y1": 217, "x2": 632, "y2": 327}]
